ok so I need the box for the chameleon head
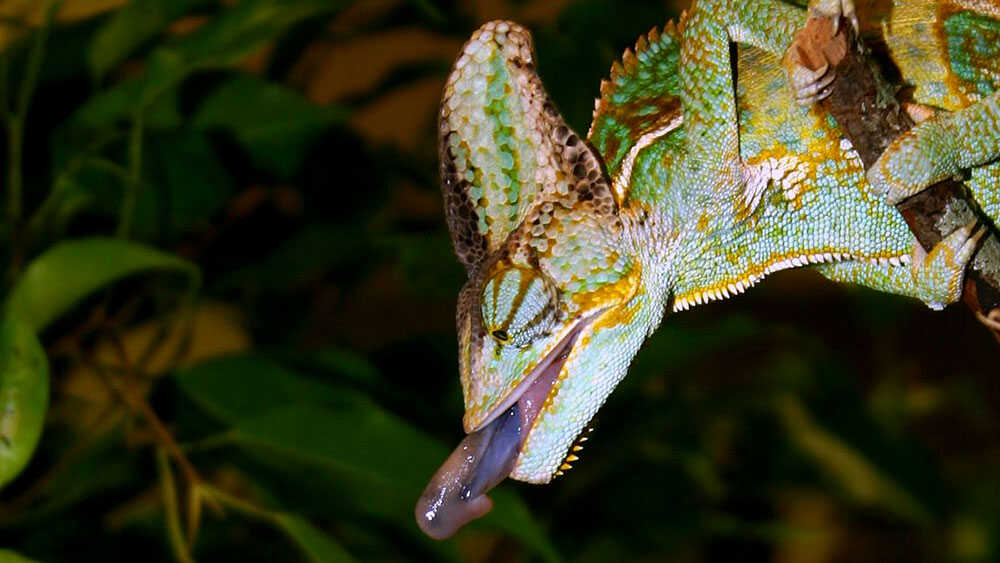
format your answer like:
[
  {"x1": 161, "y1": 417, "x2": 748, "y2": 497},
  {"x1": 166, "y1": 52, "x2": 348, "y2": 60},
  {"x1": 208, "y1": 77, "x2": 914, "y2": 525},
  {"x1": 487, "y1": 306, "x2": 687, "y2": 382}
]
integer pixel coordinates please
[{"x1": 416, "y1": 20, "x2": 661, "y2": 539}]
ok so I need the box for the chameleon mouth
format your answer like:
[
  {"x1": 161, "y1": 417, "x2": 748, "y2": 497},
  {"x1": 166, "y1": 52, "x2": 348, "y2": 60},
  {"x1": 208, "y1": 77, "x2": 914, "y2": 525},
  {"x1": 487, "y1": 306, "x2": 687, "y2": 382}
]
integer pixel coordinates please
[{"x1": 414, "y1": 317, "x2": 588, "y2": 540}]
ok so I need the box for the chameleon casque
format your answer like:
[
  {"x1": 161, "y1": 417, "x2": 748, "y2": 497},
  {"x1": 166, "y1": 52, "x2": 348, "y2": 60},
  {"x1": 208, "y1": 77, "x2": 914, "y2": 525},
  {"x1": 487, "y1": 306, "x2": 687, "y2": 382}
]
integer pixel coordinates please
[{"x1": 415, "y1": 0, "x2": 1000, "y2": 539}]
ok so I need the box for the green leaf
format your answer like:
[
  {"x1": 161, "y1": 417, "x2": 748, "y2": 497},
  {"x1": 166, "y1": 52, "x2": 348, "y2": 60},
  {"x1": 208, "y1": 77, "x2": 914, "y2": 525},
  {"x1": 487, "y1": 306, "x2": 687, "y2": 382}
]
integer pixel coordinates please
[
  {"x1": 78, "y1": 0, "x2": 349, "y2": 123},
  {"x1": 629, "y1": 315, "x2": 764, "y2": 378},
  {"x1": 45, "y1": 130, "x2": 229, "y2": 239},
  {"x1": 192, "y1": 74, "x2": 347, "y2": 177},
  {"x1": 232, "y1": 405, "x2": 560, "y2": 560},
  {"x1": 217, "y1": 223, "x2": 376, "y2": 290},
  {"x1": 139, "y1": 0, "x2": 348, "y2": 114},
  {"x1": 138, "y1": 131, "x2": 234, "y2": 239},
  {"x1": 273, "y1": 513, "x2": 356, "y2": 563},
  {"x1": 5, "y1": 238, "x2": 200, "y2": 332},
  {"x1": 0, "y1": 314, "x2": 49, "y2": 488},
  {"x1": 175, "y1": 355, "x2": 362, "y2": 424},
  {"x1": 35, "y1": 159, "x2": 126, "y2": 239},
  {"x1": 34, "y1": 17, "x2": 108, "y2": 86},
  {"x1": 486, "y1": 489, "x2": 562, "y2": 563},
  {"x1": 71, "y1": 74, "x2": 183, "y2": 129},
  {"x1": 159, "y1": 0, "x2": 347, "y2": 69},
  {"x1": 306, "y1": 348, "x2": 380, "y2": 385},
  {"x1": 176, "y1": 356, "x2": 559, "y2": 559},
  {"x1": 232, "y1": 404, "x2": 444, "y2": 490},
  {"x1": 0, "y1": 550, "x2": 41, "y2": 563},
  {"x1": 88, "y1": 0, "x2": 205, "y2": 80},
  {"x1": 383, "y1": 233, "x2": 465, "y2": 300}
]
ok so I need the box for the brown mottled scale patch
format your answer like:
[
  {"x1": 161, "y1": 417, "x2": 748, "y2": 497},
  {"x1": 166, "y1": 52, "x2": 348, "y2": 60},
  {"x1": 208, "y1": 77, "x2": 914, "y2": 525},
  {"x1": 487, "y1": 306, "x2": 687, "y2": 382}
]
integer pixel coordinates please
[{"x1": 440, "y1": 131, "x2": 490, "y2": 269}]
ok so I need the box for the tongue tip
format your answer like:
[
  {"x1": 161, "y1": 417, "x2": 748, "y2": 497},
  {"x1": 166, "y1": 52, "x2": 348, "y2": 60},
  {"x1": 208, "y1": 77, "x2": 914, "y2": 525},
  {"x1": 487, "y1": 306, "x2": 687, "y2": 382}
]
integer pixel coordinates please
[
  {"x1": 415, "y1": 493, "x2": 494, "y2": 540},
  {"x1": 416, "y1": 403, "x2": 523, "y2": 540}
]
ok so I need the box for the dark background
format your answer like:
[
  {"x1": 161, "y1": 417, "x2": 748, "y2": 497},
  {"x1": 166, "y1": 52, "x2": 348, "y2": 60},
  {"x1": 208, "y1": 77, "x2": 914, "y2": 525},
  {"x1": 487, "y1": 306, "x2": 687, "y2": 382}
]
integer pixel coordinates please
[{"x1": 1, "y1": 0, "x2": 999, "y2": 561}]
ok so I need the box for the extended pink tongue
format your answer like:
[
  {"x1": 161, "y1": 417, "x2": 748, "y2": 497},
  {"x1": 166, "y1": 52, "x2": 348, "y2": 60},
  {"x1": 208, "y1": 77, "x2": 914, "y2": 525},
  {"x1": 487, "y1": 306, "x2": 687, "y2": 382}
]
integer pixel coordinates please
[{"x1": 415, "y1": 404, "x2": 522, "y2": 539}]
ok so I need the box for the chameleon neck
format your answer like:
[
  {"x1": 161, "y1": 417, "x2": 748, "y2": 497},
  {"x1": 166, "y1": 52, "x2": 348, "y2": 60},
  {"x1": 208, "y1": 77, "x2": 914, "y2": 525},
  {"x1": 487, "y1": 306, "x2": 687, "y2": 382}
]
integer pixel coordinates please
[
  {"x1": 617, "y1": 202, "x2": 684, "y2": 328},
  {"x1": 613, "y1": 126, "x2": 742, "y2": 317}
]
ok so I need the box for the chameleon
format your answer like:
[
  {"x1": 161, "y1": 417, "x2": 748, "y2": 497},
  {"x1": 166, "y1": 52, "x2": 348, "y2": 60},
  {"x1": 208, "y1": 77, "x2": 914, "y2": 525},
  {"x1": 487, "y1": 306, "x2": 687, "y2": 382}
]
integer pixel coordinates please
[{"x1": 415, "y1": 0, "x2": 1000, "y2": 539}]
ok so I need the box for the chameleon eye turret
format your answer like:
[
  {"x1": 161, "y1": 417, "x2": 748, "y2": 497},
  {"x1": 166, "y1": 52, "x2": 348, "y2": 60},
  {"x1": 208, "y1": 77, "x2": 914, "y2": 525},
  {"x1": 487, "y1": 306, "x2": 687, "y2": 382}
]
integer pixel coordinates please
[{"x1": 481, "y1": 267, "x2": 559, "y2": 348}]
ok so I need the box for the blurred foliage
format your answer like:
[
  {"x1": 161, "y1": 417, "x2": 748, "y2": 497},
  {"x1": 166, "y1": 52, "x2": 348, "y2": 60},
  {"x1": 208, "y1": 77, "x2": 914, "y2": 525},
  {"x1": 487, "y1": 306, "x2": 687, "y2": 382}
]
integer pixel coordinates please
[{"x1": 0, "y1": 0, "x2": 998, "y2": 562}]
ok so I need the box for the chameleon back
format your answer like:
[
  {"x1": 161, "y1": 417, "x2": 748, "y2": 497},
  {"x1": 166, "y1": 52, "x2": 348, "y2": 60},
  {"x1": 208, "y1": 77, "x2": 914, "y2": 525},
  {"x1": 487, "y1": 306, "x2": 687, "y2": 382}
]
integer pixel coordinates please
[{"x1": 588, "y1": 19, "x2": 912, "y2": 310}]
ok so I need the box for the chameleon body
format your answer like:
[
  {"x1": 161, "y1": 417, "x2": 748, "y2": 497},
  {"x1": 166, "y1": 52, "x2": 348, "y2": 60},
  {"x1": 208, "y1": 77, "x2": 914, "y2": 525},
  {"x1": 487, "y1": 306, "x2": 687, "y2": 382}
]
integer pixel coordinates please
[{"x1": 415, "y1": 0, "x2": 1000, "y2": 539}]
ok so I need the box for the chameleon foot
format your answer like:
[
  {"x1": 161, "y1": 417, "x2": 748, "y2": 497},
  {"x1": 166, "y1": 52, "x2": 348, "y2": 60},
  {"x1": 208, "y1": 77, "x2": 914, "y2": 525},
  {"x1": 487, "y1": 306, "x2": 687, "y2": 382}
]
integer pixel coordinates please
[
  {"x1": 784, "y1": 0, "x2": 859, "y2": 105},
  {"x1": 909, "y1": 221, "x2": 984, "y2": 310},
  {"x1": 869, "y1": 87, "x2": 1000, "y2": 204},
  {"x1": 867, "y1": 117, "x2": 961, "y2": 205},
  {"x1": 789, "y1": 61, "x2": 835, "y2": 105},
  {"x1": 902, "y1": 101, "x2": 937, "y2": 125}
]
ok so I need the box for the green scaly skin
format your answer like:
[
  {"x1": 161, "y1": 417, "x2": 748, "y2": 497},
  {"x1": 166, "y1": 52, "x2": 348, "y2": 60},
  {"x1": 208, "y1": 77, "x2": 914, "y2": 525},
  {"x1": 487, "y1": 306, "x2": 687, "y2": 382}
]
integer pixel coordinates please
[{"x1": 418, "y1": 0, "x2": 1000, "y2": 537}]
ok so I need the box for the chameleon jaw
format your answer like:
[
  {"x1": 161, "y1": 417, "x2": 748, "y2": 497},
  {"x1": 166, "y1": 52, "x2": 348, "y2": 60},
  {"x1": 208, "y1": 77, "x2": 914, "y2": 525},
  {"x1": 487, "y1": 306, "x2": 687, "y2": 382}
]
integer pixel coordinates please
[
  {"x1": 415, "y1": 314, "x2": 593, "y2": 540},
  {"x1": 468, "y1": 315, "x2": 593, "y2": 433}
]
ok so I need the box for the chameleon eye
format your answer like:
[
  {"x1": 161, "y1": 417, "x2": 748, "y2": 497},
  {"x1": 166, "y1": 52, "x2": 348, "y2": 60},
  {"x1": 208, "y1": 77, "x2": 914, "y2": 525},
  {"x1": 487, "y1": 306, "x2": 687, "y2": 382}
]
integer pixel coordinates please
[{"x1": 481, "y1": 267, "x2": 558, "y2": 347}]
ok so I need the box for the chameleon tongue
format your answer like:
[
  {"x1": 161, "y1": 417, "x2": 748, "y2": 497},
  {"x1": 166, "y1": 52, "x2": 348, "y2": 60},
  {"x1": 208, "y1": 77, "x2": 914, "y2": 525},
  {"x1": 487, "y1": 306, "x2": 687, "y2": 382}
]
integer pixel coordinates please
[
  {"x1": 415, "y1": 403, "x2": 523, "y2": 540},
  {"x1": 416, "y1": 321, "x2": 583, "y2": 539}
]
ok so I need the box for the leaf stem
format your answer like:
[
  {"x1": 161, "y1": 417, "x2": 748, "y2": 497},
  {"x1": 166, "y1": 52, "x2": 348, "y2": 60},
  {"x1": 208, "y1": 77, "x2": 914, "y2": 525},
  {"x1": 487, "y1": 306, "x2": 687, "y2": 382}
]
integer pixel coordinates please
[
  {"x1": 0, "y1": 54, "x2": 10, "y2": 120},
  {"x1": 200, "y1": 483, "x2": 277, "y2": 522},
  {"x1": 157, "y1": 448, "x2": 196, "y2": 563},
  {"x1": 5, "y1": 0, "x2": 61, "y2": 278},
  {"x1": 102, "y1": 332, "x2": 202, "y2": 486},
  {"x1": 117, "y1": 114, "x2": 145, "y2": 238},
  {"x1": 7, "y1": 113, "x2": 23, "y2": 227},
  {"x1": 25, "y1": 129, "x2": 127, "y2": 242},
  {"x1": 179, "y1": 432, "x2": 238, "y2": 454}
]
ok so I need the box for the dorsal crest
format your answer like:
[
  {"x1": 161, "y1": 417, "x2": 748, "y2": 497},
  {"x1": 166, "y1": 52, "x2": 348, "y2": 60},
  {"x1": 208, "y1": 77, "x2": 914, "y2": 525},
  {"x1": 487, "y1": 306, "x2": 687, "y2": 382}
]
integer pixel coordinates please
[{"x1": 588, "y1": 22, "x2": 685, "y2": 201}]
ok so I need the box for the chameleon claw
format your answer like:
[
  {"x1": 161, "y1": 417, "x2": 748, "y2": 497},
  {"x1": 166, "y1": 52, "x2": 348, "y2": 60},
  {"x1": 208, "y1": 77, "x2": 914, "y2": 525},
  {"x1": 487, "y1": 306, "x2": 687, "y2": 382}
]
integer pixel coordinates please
[
  {"x1": 834, "y1": 7, "x2": 860, "y2": 38},
  {"x1": 810, "y1": 0, "x2": 858, "y2": 36},
  {"x1": 791, "y1": 61, "x2": 835, "y2": 105},
  {"x1": 902, "y1": 102, "x2": 937, "y2": 124},
  {"x1": 965, "y1": 223, "x2": 988, "y2": 255},
  {"x1": 785, "y1": 0, "x2": 857, "y2": 107},
  {"x1": 909, "y1": 220, "x2": 983, "y2": 310},
  {"x1": 797, "y1": 84, "x2": 835, "y2": 106},
  {"x1": 829, "y1": 10, "x2": 841, "y2": 35}
]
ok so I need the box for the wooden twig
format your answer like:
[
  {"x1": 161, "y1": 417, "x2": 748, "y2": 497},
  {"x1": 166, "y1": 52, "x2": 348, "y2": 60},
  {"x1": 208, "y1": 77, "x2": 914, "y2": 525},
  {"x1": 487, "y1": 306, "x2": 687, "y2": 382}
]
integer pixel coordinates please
[{"x1": 785, "y1": 15, "x2": 1000, "y2": 335}]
